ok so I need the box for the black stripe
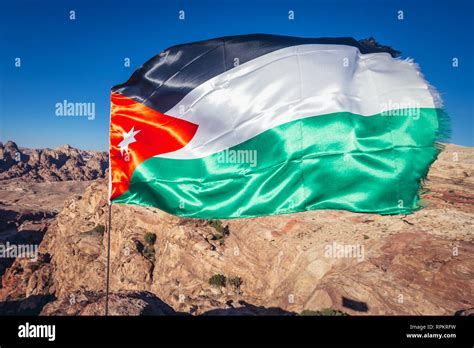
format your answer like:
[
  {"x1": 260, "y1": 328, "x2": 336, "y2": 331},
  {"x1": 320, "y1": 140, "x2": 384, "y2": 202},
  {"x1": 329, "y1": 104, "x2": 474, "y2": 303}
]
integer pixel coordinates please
[{"x1": 113, "y1": 34, "x2": 393, "y2": 114}]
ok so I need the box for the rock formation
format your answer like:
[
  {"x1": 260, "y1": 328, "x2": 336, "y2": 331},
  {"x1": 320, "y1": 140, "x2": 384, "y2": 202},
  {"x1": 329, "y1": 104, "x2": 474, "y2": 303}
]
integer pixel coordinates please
[
  {"x1": 0, "y1": 144, "x2": 472, "y2": 315},
  {"x1": 0, "y1": 141, "x2": 108, "y2": 182}
]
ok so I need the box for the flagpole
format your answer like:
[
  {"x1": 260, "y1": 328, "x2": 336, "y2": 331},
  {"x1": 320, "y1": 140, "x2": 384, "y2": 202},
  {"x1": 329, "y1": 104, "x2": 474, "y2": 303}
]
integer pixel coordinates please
[
  {"x1": 105, "y1": 201, "x2": 112, "y2": 316},
  {"x1": 106, "y1": 88, "x2": 113, "y2": 316}
]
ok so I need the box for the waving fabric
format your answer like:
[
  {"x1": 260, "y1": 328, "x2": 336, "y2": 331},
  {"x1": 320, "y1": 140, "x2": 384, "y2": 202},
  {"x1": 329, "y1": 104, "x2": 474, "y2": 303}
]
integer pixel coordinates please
[{"x1": 109, "y1": 34, "x2": 447, "y2": 218}]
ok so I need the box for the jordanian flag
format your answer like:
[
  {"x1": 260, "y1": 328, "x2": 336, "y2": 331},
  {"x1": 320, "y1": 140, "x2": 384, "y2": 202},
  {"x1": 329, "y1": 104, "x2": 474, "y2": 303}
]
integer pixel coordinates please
[{"x1": 109, "y1": 34, "x2": 447, "y2": 218}]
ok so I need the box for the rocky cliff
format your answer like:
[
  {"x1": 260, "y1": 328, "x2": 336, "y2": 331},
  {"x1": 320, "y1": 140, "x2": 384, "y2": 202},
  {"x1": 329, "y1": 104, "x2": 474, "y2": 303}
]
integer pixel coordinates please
[
  {"x1": 0, "y1": 144, "x2": 473, "y2": 315},
  {"x1": 0, "y1": 141, "x2": 108, "y2": 182}
]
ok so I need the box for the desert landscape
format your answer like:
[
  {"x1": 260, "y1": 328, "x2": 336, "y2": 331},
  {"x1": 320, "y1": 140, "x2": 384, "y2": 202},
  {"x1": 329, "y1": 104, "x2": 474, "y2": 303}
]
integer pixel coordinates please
[{"x1": 0, "y1": 140, "x2": 472, "y2": 315}]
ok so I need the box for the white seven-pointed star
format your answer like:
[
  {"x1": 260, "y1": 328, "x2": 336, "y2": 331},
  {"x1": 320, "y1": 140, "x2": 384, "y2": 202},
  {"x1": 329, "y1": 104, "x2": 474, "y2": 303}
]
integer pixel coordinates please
[{"x1": 118, "y1": 127, "x2": 141, "y2": 156}]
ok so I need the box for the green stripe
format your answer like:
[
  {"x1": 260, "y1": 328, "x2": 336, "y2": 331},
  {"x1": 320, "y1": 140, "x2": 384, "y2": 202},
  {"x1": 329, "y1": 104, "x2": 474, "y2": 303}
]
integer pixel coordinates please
[{"x1": 113, "y1": 108, "x2": 441, "y2": 218}]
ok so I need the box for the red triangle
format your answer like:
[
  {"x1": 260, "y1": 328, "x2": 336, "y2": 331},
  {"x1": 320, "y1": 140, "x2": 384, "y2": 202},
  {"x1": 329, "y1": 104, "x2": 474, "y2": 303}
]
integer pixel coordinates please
[{"x1": 109, "y1": 92, "x2": 198, "y2": 200}]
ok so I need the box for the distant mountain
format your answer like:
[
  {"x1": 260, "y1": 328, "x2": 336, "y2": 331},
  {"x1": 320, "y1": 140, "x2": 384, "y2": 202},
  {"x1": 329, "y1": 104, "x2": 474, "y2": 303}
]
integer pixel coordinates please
[{"x1": 0, "y1": 141, "x2": 108, "y2": 182}]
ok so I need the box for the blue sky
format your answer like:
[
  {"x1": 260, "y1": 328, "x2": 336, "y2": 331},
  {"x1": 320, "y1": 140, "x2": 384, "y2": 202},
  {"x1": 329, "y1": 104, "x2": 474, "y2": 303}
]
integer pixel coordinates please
[{"x1": 1, "y1": 0, "x2": 473, "y2": 150}]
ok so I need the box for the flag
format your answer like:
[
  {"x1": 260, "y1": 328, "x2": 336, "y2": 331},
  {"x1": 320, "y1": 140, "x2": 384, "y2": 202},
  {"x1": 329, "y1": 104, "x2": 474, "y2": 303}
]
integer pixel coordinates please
[{"x1": 109, "y1": 34, "x2": 447, "y2": 218}]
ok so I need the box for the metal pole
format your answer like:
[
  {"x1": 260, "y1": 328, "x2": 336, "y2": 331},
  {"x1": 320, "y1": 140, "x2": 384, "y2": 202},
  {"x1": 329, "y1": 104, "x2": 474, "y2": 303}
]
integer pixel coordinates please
[{"x1": 105, "y1": 202, "x2": 112, "y2": 315}]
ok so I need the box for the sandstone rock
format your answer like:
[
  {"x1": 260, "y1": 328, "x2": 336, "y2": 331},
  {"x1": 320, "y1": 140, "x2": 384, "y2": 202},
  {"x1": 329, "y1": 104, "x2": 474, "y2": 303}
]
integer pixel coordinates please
[
  {"x1": 40, "y1": 291, "x2": 180, "y2": 316},
  {"x1": 0, "y1": 141, "x2": 108, "y2": 182},
  {"x1": 0, "y1": 144, "x2": 472, "y2": 315}
]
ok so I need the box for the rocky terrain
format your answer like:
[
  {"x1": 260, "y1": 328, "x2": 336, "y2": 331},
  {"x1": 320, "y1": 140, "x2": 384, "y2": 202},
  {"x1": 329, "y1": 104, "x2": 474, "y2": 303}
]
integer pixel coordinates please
[
  {"x1": 0, "y1": 141, "x2": 108, "y2": 182},
  {"x1": 0, "y1": 141, "x2": 107, "y2": 313},
  {"x1": 0, "y1": 143, "x2": 472, "y2": 315}
]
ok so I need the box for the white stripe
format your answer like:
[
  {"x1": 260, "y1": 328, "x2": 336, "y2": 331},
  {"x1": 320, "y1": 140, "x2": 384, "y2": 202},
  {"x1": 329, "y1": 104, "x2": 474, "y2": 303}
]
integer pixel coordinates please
[{"x1": 159, "y1": 44, "x2": 436, "y2": 160}]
